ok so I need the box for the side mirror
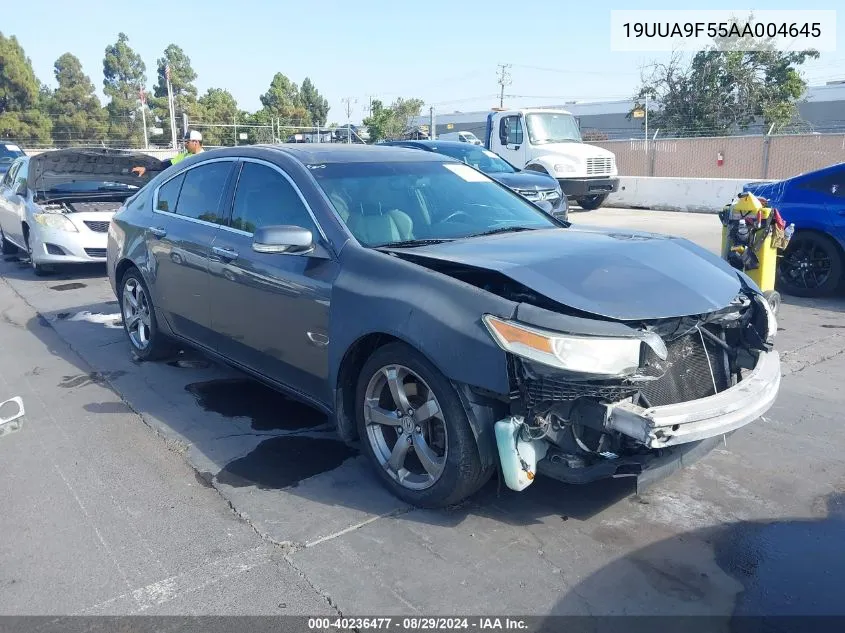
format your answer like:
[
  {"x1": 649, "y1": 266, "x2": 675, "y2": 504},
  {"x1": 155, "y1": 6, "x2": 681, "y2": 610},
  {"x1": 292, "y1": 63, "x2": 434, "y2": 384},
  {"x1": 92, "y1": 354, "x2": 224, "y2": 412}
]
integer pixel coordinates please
[
  {"x1": 15, "y1": 182, "x2": 27, "y2": 197},
  {"x1": 252, "y1": 225, "x2": 314, "y2": 254}
]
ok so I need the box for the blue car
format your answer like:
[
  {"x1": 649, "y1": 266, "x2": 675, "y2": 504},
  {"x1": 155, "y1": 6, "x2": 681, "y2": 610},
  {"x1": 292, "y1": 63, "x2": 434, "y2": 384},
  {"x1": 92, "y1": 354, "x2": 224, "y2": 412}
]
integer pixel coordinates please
[
  {"x1": 744, "y1": 162, "x2": 845, "y2": 297},
  {"x1": 380, "y1": 140, "x2": 568, "y2": 222}
]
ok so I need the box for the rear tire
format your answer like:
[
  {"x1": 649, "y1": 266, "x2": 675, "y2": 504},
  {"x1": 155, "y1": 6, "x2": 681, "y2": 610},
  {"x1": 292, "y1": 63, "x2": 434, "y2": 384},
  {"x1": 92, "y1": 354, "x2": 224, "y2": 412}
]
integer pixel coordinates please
[
  {"x1": 776, "y1": 231, "x2": 843, "y2": 298},
  {"x1": 576, "y1": 194, "x2": 609, "y2": 210},
  {"x1": 356, "y1": 341, "x2": 492, "y2": 508},
  {"x1": 118, "y1": 267, "x2": 176, "y2": 361}
]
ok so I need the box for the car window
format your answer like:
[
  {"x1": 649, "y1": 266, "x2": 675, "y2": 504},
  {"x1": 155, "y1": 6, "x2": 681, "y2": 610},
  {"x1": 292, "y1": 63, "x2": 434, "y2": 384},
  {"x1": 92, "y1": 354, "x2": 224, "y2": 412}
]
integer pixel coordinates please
[
  {"x1": 1, "y1": 161, "x2": 20, "y2": 188},
  {"x1": 13, "y1": 161, "x2": 28, "y2": 193},
  {"x1": 156, "y1": 173, "x2": 185, "y2": 213},
  {"x1": 172, "y1": 161, "x2": 232, "y2": 224},
  {"x1": 499, "y1": 116, "x2": 523, "y2": 145},
  {"x1": 229, "y1": 162, "x2": 318, "y2": 235},
  {"x1": 798, "y1": 171, "x2": 845, "y2": 198},
  {"x1": 310, "y1": 160, "x2": 556, "y2": 247}
]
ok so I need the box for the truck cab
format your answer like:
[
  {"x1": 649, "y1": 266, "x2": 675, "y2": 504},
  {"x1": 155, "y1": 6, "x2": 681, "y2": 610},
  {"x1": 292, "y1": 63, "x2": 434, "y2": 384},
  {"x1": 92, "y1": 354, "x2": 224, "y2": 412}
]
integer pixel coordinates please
[{"x1": 485, "y1": 109, "x2": 618, "y2": 210}]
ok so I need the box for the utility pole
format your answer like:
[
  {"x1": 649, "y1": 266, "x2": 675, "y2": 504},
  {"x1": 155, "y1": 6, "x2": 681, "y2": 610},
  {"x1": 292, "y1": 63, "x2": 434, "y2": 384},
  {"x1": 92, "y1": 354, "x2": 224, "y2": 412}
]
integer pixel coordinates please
[
  {"x1": 342, "y1": 97, "x2": 356, "y2": 144},
  {"x1": 165, "y1": 64, "x2": 177, "y2": 150},
  {"x1": 644, "y1": 94, "x2": 649, "y2": 141},
  {"x1": 496, "y1": 63, "x2": 512, "y2": 109},
  {"x1": 429, "y1": 106, "x2": 436, "y2": 140},
  {"x1": 138, "y1": 87, "x2": 148, "y2": 149}
]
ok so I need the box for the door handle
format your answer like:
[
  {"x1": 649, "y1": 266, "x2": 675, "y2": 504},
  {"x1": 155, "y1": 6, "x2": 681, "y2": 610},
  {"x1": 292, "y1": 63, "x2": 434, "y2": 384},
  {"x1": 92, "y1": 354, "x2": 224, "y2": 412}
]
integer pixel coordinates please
[
  {"x1": 212, "y1": 246, "x2": 239, "y2": 261},
  {"x1": 148, "y1": 226, "x2": 167, "y2": 238}
]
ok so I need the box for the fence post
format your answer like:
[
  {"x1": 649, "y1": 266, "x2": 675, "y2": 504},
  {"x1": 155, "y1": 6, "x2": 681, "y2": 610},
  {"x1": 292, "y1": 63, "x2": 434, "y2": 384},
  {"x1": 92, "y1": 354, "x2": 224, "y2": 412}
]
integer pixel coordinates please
[
  {"x1": 649, "y1": 129, "x2": 659, "y2": 177},
  {"x1": 761, "y1": 123, "x2": 774, "y2": 179}
]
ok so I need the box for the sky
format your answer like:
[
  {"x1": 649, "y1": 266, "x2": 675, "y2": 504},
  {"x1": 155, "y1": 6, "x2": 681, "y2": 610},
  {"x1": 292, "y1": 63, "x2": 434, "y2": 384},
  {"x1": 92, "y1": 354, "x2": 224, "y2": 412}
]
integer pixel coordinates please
[{"x1": 4, "y1": 0, "x2": 844, "y2": 125}]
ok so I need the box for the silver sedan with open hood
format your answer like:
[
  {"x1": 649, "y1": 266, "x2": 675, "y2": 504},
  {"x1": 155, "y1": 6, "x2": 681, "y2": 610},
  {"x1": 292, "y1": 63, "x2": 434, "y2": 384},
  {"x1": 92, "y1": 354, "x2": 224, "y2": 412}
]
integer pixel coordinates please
[{"x1": 0, "y1": 148, "x2": 162, "y2": 275}]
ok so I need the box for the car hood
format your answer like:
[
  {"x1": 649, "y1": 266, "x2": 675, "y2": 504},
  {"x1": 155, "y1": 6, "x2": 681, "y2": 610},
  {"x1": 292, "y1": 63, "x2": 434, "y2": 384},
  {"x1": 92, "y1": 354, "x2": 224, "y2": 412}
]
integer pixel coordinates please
[
  {"x1": 491, "y1": 171, "x2": 559, "y2": 191},
  {"x1": 391, "y1": 227, "x2": 745, "y2": 321},
  {"x1": 28, "y1": 148, "x2": 162, "y2": 192}
]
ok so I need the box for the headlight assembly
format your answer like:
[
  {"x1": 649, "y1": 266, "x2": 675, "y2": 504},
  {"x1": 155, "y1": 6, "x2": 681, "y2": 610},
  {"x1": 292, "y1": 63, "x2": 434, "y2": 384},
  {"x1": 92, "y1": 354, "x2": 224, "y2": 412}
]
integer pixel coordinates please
[
  {"x1": 483, "y1": 314, "x2": 646, "y2": 377},
  {"x1": 33, "y1": 213, "x2": 78, "y2": 232}
]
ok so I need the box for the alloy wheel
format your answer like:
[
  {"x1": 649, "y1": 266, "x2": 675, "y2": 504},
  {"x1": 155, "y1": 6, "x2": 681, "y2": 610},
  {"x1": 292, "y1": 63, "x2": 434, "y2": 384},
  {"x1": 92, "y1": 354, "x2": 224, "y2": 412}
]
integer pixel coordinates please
[
  {"x1": 780, "y1": 242, "x2": 832, "y2": 290},
  {"x1": 363, "y1": 364, "x2": 448, "y2": 491},
  {"x1": 122, "y1": 277, "x2": 153, "y2": 350}
]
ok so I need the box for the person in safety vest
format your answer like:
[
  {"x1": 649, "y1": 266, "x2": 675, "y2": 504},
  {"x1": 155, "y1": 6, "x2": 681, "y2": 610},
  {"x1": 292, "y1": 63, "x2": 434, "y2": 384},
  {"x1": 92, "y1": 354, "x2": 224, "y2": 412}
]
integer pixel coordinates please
[{"x1": 131, "y1": 130, "x2": 204, "y2": 177}]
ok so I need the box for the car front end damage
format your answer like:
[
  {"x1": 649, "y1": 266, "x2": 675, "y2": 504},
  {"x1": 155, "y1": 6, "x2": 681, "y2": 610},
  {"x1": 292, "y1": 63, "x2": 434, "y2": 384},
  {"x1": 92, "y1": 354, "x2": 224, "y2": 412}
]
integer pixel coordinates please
[{"x1": 483, "y1": 288, "x2": 781, "y2": 493}]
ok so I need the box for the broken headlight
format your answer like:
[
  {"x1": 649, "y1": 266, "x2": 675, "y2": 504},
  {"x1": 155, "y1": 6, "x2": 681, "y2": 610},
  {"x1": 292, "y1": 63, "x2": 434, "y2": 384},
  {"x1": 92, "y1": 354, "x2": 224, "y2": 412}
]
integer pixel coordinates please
[
  {"x1": 483, "y1": 314, "x2": 644, "y2": 377},
  {"x1": 754, "y1": 293, "x2": 777, "y2": 345}
]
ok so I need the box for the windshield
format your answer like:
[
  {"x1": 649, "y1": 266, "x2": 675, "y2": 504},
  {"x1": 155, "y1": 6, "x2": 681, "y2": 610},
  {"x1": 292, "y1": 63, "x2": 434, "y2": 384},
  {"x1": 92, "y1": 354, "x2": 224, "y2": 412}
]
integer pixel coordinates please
[
  {"x1": 0, "y1": 144, "x2": 24, "y2": 164},
  {"x1": 429, "y1": 145, "x2": 516, "y2": 175},
  {"x1": 525, "y1": 113, "x2": 581, "y2": 145},
  {"x1": 311, "y1": 160, "x2": 558, "y2": 247}
]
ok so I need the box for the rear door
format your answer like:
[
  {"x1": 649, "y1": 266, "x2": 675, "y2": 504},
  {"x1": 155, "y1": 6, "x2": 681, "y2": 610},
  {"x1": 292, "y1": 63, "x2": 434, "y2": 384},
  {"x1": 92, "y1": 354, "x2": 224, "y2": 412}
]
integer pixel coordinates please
[
  {"x1": 208, "y1": 158, "x2": 339, "y2": 404},
  {"x1": 148, "y1": 158, "x2": 236, "y2": 348}
]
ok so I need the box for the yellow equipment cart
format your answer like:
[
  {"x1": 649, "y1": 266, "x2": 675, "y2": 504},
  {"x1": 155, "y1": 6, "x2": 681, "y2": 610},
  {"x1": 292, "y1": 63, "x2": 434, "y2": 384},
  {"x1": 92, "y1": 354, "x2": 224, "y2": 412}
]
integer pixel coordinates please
[{"x1": 719, "y1": 191, "x2": 793, "y2": 315}]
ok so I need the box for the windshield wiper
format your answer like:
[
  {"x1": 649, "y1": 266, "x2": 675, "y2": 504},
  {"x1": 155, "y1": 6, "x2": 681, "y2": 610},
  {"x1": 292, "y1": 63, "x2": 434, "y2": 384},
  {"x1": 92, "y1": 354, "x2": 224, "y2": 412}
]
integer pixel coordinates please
[
  {"x1": 377, "y1": 238, "x2": 452, "y2": 248},
  {"x1": 468, "y1": 226, "x2": 538, "y2": 238}
]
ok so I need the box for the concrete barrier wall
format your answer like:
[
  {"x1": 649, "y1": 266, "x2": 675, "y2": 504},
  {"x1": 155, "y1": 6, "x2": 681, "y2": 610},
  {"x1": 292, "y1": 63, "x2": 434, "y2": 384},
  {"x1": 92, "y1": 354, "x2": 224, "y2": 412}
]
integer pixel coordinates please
[{"x1": 605, "y1": 176, "x2": 776, "y2": 213}]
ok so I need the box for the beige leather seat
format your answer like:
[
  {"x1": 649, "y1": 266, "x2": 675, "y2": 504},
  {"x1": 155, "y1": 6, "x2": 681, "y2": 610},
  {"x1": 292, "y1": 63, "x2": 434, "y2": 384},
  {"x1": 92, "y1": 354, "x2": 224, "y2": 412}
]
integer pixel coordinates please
[{"x1": 347, "y1": 207, "x2": 414, "y2": 244}]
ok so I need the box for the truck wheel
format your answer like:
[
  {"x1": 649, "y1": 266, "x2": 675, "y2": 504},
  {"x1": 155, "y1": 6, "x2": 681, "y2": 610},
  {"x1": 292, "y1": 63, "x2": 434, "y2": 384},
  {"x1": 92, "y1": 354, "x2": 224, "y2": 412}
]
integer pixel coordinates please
[
  {"x1": 776, "y1": 231, "x2": 843, "y2": 298},
  {"x1": 576, "y1": 194, "x2": 609, "y2": 210},
  {"x1": 356, "y1": 342, "x2": 491, "y2": 508}
]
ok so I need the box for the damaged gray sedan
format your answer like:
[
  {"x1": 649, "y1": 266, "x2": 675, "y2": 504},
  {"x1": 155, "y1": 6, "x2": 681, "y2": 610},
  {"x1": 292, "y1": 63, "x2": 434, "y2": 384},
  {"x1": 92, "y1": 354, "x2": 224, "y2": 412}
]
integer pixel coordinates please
[{"x1": 107, "y1": 144, "x2": 781, "y2": 508}]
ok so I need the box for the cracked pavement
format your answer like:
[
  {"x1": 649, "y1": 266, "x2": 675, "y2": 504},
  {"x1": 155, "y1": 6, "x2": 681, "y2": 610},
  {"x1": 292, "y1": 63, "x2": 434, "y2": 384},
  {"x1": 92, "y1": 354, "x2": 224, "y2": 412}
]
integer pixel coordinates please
[{"x1": 1, "y1": 207, "x2": 844, "y2": 617}]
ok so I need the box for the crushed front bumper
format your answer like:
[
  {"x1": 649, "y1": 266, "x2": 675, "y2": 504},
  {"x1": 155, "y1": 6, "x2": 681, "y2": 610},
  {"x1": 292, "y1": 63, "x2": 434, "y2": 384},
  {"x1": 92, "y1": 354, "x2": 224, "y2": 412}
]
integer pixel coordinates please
[{"x1": 605, "y1": 349, "x2": 781, "y2": 448}]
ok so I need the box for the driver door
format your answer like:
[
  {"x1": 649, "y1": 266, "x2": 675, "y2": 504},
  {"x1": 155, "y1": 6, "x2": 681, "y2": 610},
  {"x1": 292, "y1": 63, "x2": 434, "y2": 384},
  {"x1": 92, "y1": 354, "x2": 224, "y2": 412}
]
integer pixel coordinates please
[{"x1": 497, "y1": 115, "x2": 527, "y2": 168}]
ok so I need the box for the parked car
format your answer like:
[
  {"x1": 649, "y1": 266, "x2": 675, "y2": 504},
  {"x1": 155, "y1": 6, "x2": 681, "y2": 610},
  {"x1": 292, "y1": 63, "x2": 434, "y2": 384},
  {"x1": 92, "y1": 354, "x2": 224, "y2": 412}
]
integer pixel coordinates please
[
  {"x1": 0, "y1": 148, "x2": 162, "y2": 275},
  {"x1": 743, "y1": 162, "x2": 845, "y2": 297},
  {"x1": 107, "y1": 144, "x2": 780, "y2": 508},
  {"x1": 0, "y1": 142, "x2": 25, "y2": 175},
  {"x1": 437, "y1": 131, "x2": 483, "y2": 145},
  {"x1": 381, "y1": 140, "x2": 568, "y2": 222}
]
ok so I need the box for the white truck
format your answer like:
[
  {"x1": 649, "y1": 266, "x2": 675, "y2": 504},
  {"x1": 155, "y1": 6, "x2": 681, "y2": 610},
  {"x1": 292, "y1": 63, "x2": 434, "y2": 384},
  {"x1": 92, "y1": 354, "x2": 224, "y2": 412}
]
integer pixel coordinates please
[{"x1": 482, "y1": 108, "x2": 619, "y2": 210}]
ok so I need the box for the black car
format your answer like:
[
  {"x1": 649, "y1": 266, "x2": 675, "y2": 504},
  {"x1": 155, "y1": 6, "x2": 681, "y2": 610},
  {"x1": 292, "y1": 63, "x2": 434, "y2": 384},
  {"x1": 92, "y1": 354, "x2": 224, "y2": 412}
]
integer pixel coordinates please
[
  {"x1": 381, "y1": 140, "x2": 568, "y2": 222},
  {"x1": 108, "y1": 144, "x2": 780, "y2": 508}
]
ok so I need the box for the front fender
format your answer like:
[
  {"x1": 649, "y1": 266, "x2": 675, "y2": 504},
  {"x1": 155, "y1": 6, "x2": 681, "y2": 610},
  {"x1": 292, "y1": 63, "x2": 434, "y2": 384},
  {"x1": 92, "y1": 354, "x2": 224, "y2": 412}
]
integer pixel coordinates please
[{"x1": 524, "y1": 156, "x2": 559, "y2": 176}]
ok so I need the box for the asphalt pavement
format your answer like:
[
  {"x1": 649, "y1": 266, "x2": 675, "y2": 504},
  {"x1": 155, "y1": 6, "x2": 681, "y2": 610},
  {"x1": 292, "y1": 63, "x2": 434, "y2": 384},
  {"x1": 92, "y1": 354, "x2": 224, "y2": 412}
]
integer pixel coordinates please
[{"x1": 1, "y1": 208, "x2": 844, "y2": 618}]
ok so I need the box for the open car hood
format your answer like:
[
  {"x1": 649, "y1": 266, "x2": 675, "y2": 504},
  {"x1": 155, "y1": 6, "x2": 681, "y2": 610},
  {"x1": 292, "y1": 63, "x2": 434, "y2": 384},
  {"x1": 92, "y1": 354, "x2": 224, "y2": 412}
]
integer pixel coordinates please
[
  {"x1": 391, "y1": 227, "x2": 745, "y2": 321},
  {"x1": 28, "y1": 148, "x2": 163, "y2": 193}
]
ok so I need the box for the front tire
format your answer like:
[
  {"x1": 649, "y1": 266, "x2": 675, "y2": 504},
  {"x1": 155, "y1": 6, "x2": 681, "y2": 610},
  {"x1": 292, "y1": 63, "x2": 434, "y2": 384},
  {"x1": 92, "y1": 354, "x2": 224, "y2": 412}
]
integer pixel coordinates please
[
  {"x1": 119, "y1": 268, "x2": 175, "y2": 361},
  {"x1": 776, "y1": 231, "x2": 843, "y2": 298},
  {"x1": 576, "y1": 194, "x2": 609, "y2": 210},
  {"x1": 356, "y1": 342, "x2": 491, "y2": 508},
  {"x1": 24, "y1": 231, "x2": 53, "y2": 276}
]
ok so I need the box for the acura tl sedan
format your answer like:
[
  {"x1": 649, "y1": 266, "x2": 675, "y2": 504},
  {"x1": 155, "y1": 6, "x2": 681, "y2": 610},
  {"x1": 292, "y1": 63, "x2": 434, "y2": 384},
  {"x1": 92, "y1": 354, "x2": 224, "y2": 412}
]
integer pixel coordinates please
[{"x1": 107, "y1": 144, "x2": 781, "y2": 508}]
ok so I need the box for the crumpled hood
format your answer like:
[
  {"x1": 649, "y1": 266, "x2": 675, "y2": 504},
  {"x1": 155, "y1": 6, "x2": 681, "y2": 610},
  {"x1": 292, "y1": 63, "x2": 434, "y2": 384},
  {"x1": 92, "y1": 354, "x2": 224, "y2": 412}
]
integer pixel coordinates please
[
  {"x1": 396, "y1": 227, "x2": 745, "y2": 321},
  {"x1": 492, "y1": 171, "x2": 560, "y2": 191},
  {"x1": 29, "y1": 148, "x2": 162, "y2": 192}
]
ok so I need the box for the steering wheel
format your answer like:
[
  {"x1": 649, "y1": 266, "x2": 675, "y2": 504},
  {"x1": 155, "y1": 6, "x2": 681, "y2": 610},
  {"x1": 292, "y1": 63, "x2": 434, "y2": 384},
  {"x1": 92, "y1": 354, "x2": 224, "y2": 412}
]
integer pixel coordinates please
[{"x1": 440, "y1": 210, "x2": 473, "y2": 224}]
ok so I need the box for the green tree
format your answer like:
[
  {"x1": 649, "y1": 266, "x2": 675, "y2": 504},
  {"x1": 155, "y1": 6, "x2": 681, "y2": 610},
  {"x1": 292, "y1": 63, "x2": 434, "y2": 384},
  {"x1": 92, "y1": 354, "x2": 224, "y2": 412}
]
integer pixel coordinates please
[
  {"x1": 362, "y1": 97, "x2": 424, "y2": 142},
  {"x1": 49, "y1": 53, "x2": 107, "y2": 146},
  {"x1": 0, "y1": 32, "x2": 52, "y2": 144},
  {"x1": 300, "y1": 77, "x2": 329, "y2": 126},
  {"x1": 259, "y1": 72, "x2": 309, "y2": 129},
  {"x1": 197, "y1": 88, "x2": 238, "y2": 146},
  {"x1": 150, "y1": 44, "x2": 200, "y2": 142},
  {"x1": 103, "y1": 33, "x2": 147, "y2": 145},
  {"x1": 632, "y1": 15, "x2": 819, "y2": 136}
]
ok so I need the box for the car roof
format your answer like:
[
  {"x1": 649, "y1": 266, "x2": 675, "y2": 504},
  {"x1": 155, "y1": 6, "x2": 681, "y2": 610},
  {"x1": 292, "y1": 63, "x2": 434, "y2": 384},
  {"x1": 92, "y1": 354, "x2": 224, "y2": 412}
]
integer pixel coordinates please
[
  {"x1": 253, "y1": 143, "x2": 452, "y2": 164},
  {"x1": 382, "y1": 140, "x2": 483, "y2": 150}
]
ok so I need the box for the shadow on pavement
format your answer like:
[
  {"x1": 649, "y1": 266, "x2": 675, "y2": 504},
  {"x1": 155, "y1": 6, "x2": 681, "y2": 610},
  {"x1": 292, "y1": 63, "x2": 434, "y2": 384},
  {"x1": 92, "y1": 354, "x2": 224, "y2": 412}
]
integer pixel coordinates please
[
  {"x1": 23, "y1": 299, "x2": 638, "y2": 529},
  {"x1": 2, "y1": 255, "x2": 107, "y2": 283},
  {"x1": 532, "y1": 492, "x2": 845, "y2": 630}
]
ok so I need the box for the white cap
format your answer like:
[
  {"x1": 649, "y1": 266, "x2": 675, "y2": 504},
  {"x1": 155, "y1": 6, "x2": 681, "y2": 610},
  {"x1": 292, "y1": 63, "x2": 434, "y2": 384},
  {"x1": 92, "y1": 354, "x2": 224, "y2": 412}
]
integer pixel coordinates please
[{"x1": 184, "y1": 129, "x2": 202, "y2": 142}]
